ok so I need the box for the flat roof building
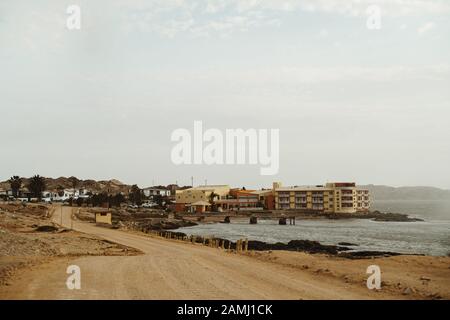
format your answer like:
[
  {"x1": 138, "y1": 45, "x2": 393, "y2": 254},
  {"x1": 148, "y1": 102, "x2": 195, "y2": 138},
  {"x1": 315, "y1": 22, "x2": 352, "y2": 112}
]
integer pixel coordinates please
[
  {"x1": 175, "y1": 185, "x2": 230, "y2": 212},
  {"x1": 274, "y1": 182, "x2": 370, "y2": 213}
]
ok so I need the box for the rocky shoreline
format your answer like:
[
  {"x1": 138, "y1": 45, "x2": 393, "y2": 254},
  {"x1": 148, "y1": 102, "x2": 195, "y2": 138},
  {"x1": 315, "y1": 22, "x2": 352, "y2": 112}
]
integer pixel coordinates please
[
  {"x1": 322, "y1": 210, "x2": 424, "y2": 222},
  {"x1": 76, "y1": 207, "x2": 425, "y2": 258},
  {"x1": 150, "y1": 230, "x2": 407, "y2": 259}
]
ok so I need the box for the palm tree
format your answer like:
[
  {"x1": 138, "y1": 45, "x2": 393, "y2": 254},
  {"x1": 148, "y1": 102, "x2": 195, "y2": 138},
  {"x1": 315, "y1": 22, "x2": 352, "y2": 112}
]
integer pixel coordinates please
[
  {"x1": 8, "y1": 176, "x2": 22, "y2": 198},
  {"x1": 68, "y1": 176, "x2": 79, "y2": 192},
  {"x1": 208, "y1": 192, "x2": 218, "y2": 204},
  {"x1": 129, "y1": 185, "x2": 142, "y2": 205},
  {"x1": 27, "y1": 175, "x2": 46, "y2": 200},
  {"x1": 57, "y1": 185, "x2": 65, "y2": 197},
  {"x1": 208, "y1": 192, "x2": 219, "y2": 212},
  {"x1": 111, "y1": 193, "x2": 126, "y2": 208}
]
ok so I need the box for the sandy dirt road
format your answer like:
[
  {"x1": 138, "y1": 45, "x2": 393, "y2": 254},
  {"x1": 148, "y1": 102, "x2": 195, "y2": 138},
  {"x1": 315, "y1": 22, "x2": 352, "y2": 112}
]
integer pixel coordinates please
[{"x1": 0, "y1": 206, "x2": 411, "y2": 299}]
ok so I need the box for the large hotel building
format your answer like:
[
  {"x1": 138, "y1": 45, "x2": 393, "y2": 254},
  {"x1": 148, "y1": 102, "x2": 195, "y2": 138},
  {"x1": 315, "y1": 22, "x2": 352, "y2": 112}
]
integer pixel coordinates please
[{"x1": 274, "y1": 182, "x2": 370, "y2": 213}]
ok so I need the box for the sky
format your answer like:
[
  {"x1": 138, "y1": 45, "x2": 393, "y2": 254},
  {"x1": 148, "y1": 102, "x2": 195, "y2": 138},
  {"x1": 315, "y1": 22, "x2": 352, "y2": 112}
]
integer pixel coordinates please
[{"x1": 0, "y1": 0, "x2": 449, "y2": 189}]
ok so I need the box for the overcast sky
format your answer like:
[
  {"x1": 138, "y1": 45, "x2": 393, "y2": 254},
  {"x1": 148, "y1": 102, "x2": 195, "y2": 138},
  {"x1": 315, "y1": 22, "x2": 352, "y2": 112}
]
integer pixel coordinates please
[{"x1": 1, "y1": 0, "x2": 449, "y2": 189}]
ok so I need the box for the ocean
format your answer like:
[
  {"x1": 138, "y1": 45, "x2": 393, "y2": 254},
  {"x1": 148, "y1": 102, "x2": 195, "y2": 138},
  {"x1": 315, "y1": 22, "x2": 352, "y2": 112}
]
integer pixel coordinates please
[{"x1": 177, "y1": 200, "x2": 450, "y2": 256}]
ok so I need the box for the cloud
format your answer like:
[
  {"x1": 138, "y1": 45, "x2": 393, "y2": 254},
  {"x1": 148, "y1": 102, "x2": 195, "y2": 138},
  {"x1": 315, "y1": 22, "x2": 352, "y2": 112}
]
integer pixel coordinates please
[
  {"x1": 240, "y1": 64, "x2": 450, "y2": 84},
  {"x1": 0, "y1": 5, "x2": 66, "y2": 55},
  {"x1": 417, "y1": 21, "x2": 436, "y2": 36},
  {"x1": 115, "y1": 0, "x2": 450, "y2": 38},
  {"x1": 234, "y1": 0, "x2": 450, "y2": 17},
  {"x1": 318, "y1": 28, "x2": 329, "y2": 37},
  {"x1": 135, "y1": 64, "x2": 450, "y2": 88}
]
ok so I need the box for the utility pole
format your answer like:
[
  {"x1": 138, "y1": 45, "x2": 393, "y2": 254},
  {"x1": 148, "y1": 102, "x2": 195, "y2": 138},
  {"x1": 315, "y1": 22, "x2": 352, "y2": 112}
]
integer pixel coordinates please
[{"x1": 191, "y1": 176, "x2": 194, "y2": 187}]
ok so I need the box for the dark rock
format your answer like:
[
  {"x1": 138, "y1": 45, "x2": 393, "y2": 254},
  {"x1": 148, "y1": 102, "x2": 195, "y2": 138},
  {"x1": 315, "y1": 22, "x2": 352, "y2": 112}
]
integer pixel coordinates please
[
  {"x1": 35, "y1": 225, "x2": 58, "y2": 232},
  {"x1": 339, "y1": 251, "x2": 403, "y2": 259},
  {"x1": 246, "y1": 239, "x2": 350, "y2": 255},
  {"x1": 160, "y1": 231, "x2": 187, "y2": 238},
  {"x1": 322, "y1": 210, "x2": 423, "y2": 222},
  {"x1": 338, "y1": 242, "x2": 358, "y2": 246}
]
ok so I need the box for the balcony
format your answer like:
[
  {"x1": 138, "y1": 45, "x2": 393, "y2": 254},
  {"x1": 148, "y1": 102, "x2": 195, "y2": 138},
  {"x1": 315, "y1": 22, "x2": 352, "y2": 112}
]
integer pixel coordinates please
[{"x1": 312, "y1": 197, "x2": 324, "y2": 204}]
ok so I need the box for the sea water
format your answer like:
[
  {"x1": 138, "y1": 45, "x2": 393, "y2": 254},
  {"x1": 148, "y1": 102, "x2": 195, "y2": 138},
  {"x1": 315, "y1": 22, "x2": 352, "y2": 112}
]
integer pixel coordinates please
[{"x1": 177, "y1": 200, "x2": 450, "y2": 256}]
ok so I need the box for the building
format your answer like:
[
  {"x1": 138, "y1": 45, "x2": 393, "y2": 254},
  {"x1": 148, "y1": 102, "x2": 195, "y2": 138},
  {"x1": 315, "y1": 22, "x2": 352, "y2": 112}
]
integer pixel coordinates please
[
  {"x1": 174, "y1": 181, "x2": 369, "y2": 214},
  {"x1": 274, "y1": 182, "x2": 370, "y2": 213},
  {"x1": 175, "y1": 185, "x2": 230, "y2": 212},
  {"x1": 215, "y1": 189, "x2": 261, "y2": 211},
  {"x1": 250, "y1": 189, "x2": 275, "y2": 210},
  {"x1": 0, "y1": 188, "x2": 12, "y2": 200},
  {"x1": 188, "y1": 200, "x2": 212, "y2": 213},
  {"x1": 0, "y1": 188, "x2": 11, "y2": 196},
  {"x1": 95, "y1": 212, "x2": 112, "y2": 225},
  {"x1": 142, "y1": 187, "x2": 171, "y2": 198},
  {"x1": 356, "y1": 188, "x2": 371, "y2": 211},
  {"x1": 42, "y1": 188, "x2": 90, "y2": 202},
  {"x1": 175, "y1": 185, "x2": 275, "y2": 212}
]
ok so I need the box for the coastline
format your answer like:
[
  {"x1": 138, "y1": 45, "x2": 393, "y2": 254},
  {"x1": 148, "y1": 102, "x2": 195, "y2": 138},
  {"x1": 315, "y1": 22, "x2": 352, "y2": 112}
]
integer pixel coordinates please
[
  {"x1": 1, "y1": 204, "x2": 449, "y2": 300},
  {"x1": 94, "y1": 211, "x2": 440, "y2": 259}
]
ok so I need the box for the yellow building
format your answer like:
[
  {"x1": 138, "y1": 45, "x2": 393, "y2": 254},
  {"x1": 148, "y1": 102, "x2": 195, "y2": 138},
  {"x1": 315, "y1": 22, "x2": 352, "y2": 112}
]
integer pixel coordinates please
[
  {"x1": 274, "y1": 182, "x2": 370, "y2": 213},
  {"x1": 95, "y1": 212, "x2": 112, "y2": 225},
  {"x1": 175, "y1": 185, "x2": 230, "y2": 212}
]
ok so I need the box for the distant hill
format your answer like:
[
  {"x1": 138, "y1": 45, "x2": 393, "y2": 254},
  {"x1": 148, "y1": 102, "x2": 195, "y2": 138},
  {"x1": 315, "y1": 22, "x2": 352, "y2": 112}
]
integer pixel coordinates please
[
  {"x1": 0, "y1": 176, "x2": 132, "y2": 195},
  {"x1": 359, "y1": 185, "x2": 450, "y2": 201}
]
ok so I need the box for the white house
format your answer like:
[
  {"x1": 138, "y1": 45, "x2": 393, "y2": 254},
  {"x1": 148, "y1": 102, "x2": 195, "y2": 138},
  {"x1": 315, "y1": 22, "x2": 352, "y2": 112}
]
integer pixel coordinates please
[
  {"x1": 142, "y1": 187, "x2": 170, "y2": 198},
  {"x1": 42, "y1": 188, "x2": 91, "y2": 202}
]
